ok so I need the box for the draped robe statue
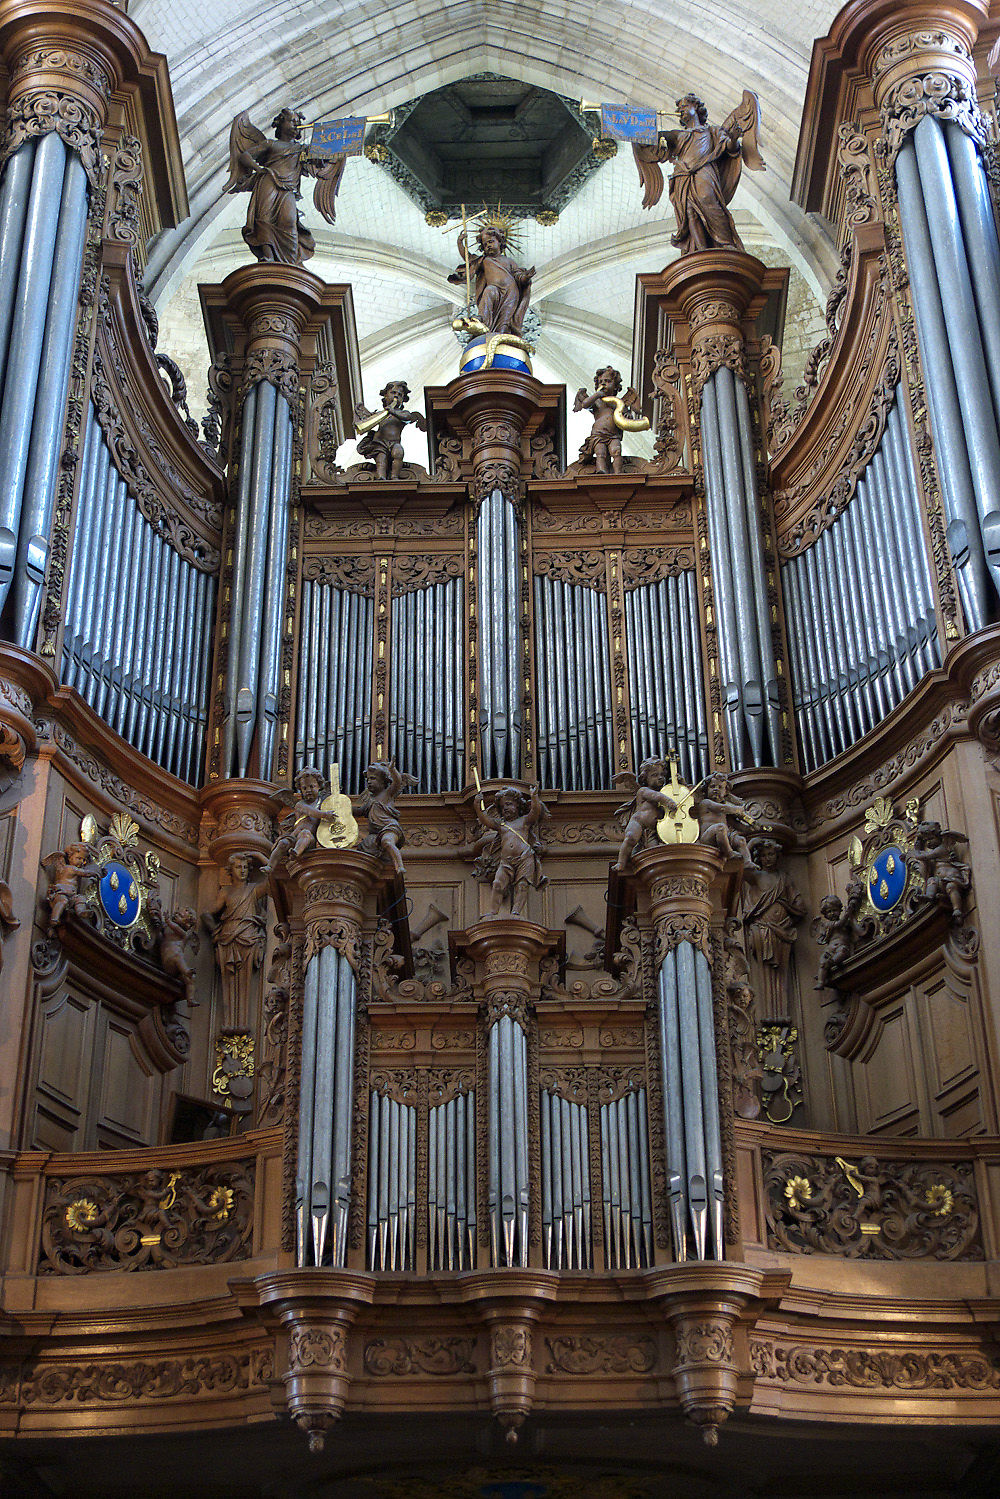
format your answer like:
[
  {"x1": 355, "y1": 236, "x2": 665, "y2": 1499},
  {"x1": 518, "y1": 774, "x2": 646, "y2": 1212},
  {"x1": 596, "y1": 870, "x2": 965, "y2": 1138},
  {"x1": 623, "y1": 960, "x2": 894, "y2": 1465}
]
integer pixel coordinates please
[{"x1": 633, "y1": 91, "x2": 765, "y2": 256}]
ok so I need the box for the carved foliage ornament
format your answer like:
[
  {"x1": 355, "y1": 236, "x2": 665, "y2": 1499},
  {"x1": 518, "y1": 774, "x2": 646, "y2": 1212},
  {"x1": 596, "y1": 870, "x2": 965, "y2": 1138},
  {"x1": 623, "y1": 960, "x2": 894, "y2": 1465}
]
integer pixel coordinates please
[
  {"x1": 0, "y1": 1349, "x2": 273, "y2": 1408},
  {"x1": 691, "y1": 333, "x2": 744, "y2": 399},
  {"x1": 879, "y1": 71, "x2": 986, "y2": 166},
  {"x1": 751, "y1": 1341, "x2": 1000, "y2": 1391},
  {"x1": 39, "y1": 1163, "x2": 254, "y2": 1274},
  {"x1": 648, "y1": 347, "x2": 688, "y2": 472},
  {"x1": 545, "y1": 1335, "x2": 656, "y2": 1375},
  {"x1": 763, "y1": 1150, "x2": 981, "y2": 1260},
  {"x1": 363, "y1": 1338, "x2": 476, "y2": 1377},
  {"x1": 243, "y1": 348, "x2": 299, "y2": 408},
  {"x1": 1, "y1": 90, "x2": 102, "y2": 184}
]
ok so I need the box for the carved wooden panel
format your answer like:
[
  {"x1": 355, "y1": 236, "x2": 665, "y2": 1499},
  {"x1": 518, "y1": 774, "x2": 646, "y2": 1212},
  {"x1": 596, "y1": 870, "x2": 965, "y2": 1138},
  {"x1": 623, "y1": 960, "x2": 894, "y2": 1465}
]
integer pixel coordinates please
[
  {"x1": 850, "y1": 968, "x2": 985, "y2": 1139},
  {"x1": 853, "y1": 999, "x2": 923, "y2": 1137},
  {"x1": 30, "y1": 986, "x2": 163, "y2": 1152}
]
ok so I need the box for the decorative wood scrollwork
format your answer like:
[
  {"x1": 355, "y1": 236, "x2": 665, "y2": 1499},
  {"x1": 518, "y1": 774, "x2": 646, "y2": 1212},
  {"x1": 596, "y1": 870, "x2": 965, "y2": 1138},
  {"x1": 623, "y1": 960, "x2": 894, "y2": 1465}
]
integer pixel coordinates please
[
  {"x1": 763, "y1": 1151, "x2": 981, "y2": 1260},
  {"x1": 39, "y1": 1163, "x2": 255, "y2": 1273}
]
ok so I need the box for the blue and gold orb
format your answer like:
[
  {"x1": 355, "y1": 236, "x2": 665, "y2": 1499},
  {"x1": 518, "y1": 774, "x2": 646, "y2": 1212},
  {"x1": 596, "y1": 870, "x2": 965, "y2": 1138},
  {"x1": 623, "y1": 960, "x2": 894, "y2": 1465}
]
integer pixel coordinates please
[
  {"x1": 459, "y1": 334, "x2": 532, "y2": 377},
  {"x1": 867, "y1": 844, "x2": 906, "y2": 914},
  {"x1": 99, "y1": 859, "x2": 141, "y2": 928}
]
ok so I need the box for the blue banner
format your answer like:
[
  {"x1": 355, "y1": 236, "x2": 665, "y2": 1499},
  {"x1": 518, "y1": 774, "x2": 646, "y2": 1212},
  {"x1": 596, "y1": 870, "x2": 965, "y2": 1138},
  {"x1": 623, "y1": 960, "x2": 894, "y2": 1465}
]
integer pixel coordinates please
[
  {"x1": 599, "y1": 104, "x2": 657, "y2": 145},
  {"x1": 311, "y1": 117, "x2": 367, "y2": 157}
]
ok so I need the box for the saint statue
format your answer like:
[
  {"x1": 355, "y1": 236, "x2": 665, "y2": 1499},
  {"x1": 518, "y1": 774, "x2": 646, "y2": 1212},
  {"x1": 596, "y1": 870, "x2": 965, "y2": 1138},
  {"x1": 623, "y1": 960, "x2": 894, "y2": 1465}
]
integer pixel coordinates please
[
  {"x1": 226, "y1": 107, "x2": 346, "y2": 266},
  {"x1": 632, "y1": 91, "x2": 765, "y2": 256},
  {"x1": 738, "y1": 838, "x2": 806, "y2": 1020},
  {"x1": 202, "y1": 852, "x2": 268, "y2": 1030},
  {"x1": 449, "y1": 220, "x2": 535, "y2": 337}
]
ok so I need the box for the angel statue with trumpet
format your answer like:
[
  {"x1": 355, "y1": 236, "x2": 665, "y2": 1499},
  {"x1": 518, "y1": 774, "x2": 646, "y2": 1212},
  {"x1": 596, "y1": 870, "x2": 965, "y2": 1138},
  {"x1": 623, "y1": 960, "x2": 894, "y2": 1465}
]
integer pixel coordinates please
[
  {"x1": 226, "y1": 107, "x2": 346, "y2": 266},
  {"x1": 632, "y1": 91, "x2": 765, "y2": 256}
]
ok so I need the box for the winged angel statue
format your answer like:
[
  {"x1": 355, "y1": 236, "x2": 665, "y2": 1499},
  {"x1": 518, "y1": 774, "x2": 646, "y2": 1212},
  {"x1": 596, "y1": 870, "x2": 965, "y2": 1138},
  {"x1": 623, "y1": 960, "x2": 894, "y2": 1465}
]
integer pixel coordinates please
[
  {"x1": 226, "y1": 107, "x2": 346, "y2": 266},
  {"x1": 632, "y1": 91, "x2": 765, "y2": 256}
]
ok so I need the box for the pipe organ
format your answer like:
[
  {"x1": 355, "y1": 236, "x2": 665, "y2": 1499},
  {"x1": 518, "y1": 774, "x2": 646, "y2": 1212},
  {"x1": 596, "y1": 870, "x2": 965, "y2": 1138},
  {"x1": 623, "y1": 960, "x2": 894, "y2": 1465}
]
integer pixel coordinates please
[{"x1": 6, "y1": 0, "x2": 1000, "y2": 1482}]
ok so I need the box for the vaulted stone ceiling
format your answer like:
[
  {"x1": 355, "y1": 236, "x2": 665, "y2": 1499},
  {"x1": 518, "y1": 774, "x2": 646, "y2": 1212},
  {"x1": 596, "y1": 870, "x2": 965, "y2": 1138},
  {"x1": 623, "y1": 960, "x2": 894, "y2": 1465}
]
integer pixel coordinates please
[{"x1": 133, "y1": 0, "x2": 845, "y2": 457}]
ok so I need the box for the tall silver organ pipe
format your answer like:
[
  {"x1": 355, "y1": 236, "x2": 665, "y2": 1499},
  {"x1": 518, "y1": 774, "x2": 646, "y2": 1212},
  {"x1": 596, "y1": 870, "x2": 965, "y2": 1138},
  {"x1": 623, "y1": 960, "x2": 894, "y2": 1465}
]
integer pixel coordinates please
[
  {"x1": 533, "y1": 574, "x2": 613, "y2": 790},
  {"x1": 367, "y1": 1084, "x2": 417, "y2": 1272},
  {"x1": 894, "y1": 117, "x2": 1000, "y2": 627},
  {"x1": 296, "y1": 943, "x2": 357, "y2": 1268},
  {"x1": 389, "y1": 576, "x2": 464, "y2": 792},
  {"x1": 0, "y1": 136, "x2": 90, "y2": 642},
  {"x1": 656, "y1": 941, "x2": 724, "y2": 1262},
  {"x1": 699, "y1": 368, "x2": 780, "y2": 768},
  {"x1": 477, "y1": 487, "x2": 521, "y2": 780},
  {"x1": 295, "y1": 580, "x2": 374, "y2": 791},
  {"x1": 624, "y1": 570, "x2": 707, "y2": 785},
  {"x1": 488, "y1": 1010, "x2": 529, "y2": 1267},
  {"x1": 540, "y1": 1086, "x2": 591, "y2": 1270},
  {"x1": 60, "y1": 402, "x2": 216, "y2": 785},
  {"x1": 598, "y1": 1084, "x2": 651, "y2": 1270},
  {"x1": 222, "y1": 381, "x2": 294, "y2": 779},
  {"x1": 782, "y1": 392, "x2": 940, "y2": 773},
  {"x1": 428, "y1": 1084, "x2": 477, "y2": 1271}
]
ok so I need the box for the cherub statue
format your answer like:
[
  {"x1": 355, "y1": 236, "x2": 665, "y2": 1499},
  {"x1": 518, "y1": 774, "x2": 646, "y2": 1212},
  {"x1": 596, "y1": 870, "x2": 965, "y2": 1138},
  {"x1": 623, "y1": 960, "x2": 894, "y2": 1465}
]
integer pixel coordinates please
[
  {"x1": 359, "y1": 761, "x2": 417, "y2": 877},
  {"x1": 353, "y1": 381, "x2": 427, "y2": 480},
  {"x1": 159, "y1": 907, "x2": 200, "y2": 1005},
  {"x1": 573, "y1": 367, "x2": 648, "y2": 475},
  {"x1": 632, "y1": 91, "x2": 765, "y2": 256},
  {"x1": 265, "y1": 766, "x2": 328, "y2": 872},
  {"x1": 42, "y1": 842, "x2": 99, "y2": 930},
  {"x1": 613, "y1": 757, "x2": 678, "y2": 870},
  {"x1": 226, "y1": 107, "x2": 346, "y2": 266},
  {"x1": 448, "y1": 219, "x2": 535, "y2": 337},
  {"x1": 909, "y1": 820, "x2": 972, "y2": 923},
  {"x1": 473, "y1": 783, "x2": 548, "y2": 918},
  {"x1": 811, "y1": 880, "x2": 871, "y2": 989},
  {"x1": 692, "y1": 774, "x2": 755, "y2": 864},
  {"x1": 202, "y1": 853, "x2": 268, "y2": 1030},
  {"x1": 811, "y1": 896, "x2": 853, "y2": 990}
]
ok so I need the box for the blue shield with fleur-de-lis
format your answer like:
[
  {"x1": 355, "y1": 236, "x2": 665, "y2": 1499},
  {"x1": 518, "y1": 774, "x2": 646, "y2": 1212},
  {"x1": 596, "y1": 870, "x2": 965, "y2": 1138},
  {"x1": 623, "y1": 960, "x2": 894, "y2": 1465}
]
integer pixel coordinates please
[
  {"x1": 867, "y1": 844, "x2": 906, "y2": 913},
  {"x1": 99, "y1": 860, "x2": 141, "y2": 928}
]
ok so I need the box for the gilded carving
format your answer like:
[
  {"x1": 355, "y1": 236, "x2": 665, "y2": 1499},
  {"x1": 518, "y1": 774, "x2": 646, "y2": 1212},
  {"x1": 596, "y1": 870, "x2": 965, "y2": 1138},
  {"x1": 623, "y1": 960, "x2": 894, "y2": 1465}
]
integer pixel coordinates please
[
  {"x1": 39, "y1": 1164, "x2": 254, "y2": 1273},
  {"x1": 763, "y1": 1152, "x2": 981, "y2": 1260}
]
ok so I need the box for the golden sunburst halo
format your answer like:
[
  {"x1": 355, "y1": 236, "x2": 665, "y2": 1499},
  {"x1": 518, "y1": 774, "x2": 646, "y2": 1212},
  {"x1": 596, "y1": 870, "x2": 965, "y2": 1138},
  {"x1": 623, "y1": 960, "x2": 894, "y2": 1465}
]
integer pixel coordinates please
[{"x1": 472, "y1": 203, "x2": 522, "y2": 254}]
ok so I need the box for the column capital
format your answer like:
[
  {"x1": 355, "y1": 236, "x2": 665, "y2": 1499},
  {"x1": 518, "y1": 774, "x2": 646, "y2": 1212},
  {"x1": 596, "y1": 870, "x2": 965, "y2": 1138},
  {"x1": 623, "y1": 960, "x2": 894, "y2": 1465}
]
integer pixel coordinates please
[
  {"x1": 216, "y1": 263, "x2": 328, "y2": 407},
  {"x1": 629, "y1": 843, "x2": 741, "y2": 961},
  {"x1": 636, "y1": 252, "x2": 772, "y2": 400}
]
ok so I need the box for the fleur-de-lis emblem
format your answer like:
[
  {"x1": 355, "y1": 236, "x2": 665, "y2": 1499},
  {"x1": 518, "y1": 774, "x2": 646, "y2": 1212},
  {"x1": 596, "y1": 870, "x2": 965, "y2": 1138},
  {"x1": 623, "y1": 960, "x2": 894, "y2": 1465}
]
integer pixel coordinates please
[
  {"x1": 128, "y1": 881, "x2": 137, "y2": 900},
  {"x1": 879, "y1": 879, "x2": 889, "y2": 901},
  {"x1": 109, "y1": 870, "x2": 119, "y2": 891},
  {"x1": 118, "y1": 894, "x2": 128, "y2": 914},
  {"x1": 886, "y1": 853, "x2": 895, "y2": 875}
]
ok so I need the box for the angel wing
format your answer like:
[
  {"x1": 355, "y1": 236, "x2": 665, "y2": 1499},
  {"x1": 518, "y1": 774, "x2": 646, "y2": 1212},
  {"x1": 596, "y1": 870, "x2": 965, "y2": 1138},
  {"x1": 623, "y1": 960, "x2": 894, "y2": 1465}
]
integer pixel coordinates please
[
  {"x1": 308, "y1": 152, "x2": 347, "y2": 227},
  {"x1": 632, "y1": 142, "x2": 668, "y2": 209},
  {"x1": 226, "y1": 111, "x2": 268, "y2": 194},
  {"x1": 613, "y1": 770, "x2": 639, "y2": 824},
  {"x1": 721, "y1": 89, "x2": 765, "y2": 173}
]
